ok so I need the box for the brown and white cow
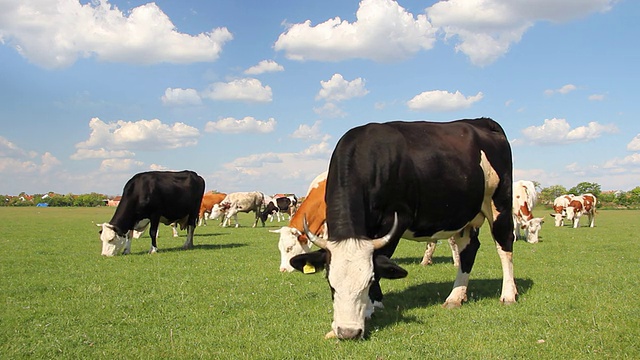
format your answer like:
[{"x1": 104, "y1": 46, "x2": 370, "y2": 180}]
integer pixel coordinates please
[
  {"x1": 565, "y1": 194, "x2": 597, "y2": 228},
  {"x1": 270, "y1": 171, "x2": 328, "y2": 272},
  {"x1": 549, "y1": 194, "x2": 573, "y2": 227},
  {"x1": 210, "y1": 191, "x2": 265, "y2": 228},
  {"x1": 198, "y1": 192, "x2": 227, "y2": 226},
  {"x1": 512, "y1": 180, "x2": 544, "y2": 243}
]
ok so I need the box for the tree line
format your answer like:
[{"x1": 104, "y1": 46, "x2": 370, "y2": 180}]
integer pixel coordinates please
[{"x1": 3, "y1": 182, "x2": 640, "y2": 208}]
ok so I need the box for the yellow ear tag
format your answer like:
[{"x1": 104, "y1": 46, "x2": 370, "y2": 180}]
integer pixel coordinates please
[{"x1": 303, "y1": 263, "x2": 316, "y2": 274}]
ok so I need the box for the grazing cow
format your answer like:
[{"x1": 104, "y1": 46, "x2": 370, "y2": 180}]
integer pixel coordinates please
[
  {"x1": 98, "y1": 170, "x2": 205, "y2": 256},
  {"x1": 290, "y1": 118, "x2": 516, "y2": 340},
  {"x1": 512, "y1": 180, "x2": 544, "y2": 243},
  {"x1": 210, "y1": 191, "x2": 265, "y2": 228},
  {"x1": 565, "y1": 194, "x2": 597, "y2": 228},
  {"x1": 198, "y1": 192, "x2": 227, "y2": 226},
  {"x1": 260, "y1": 197, "x2": 295, "y2": 223},
  {"x1": 270, "y1": 172, "x2": 328, "y2": 272},
  {"x1": 549, "y1": 194, "x2": 573, "y2": 227}
]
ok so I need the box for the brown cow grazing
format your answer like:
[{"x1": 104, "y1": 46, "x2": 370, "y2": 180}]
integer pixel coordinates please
[
  {"x1": 198, "y1": 192, "x2": 227, "y2": 226},
  {"x1": 550, "y1": 194, "x2": 574, "y2": 227}
]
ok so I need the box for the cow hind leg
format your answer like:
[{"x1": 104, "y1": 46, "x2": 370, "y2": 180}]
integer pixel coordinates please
[
  {"x1": 149, "y1": 221, "x2": 160, "y2": 254},
  {"x1": 490, "y1": 210, "x2": 518, "y2": 305},
  {"x1": 183, "y1": 225, "x2": 195, "y2": 250},
  {"x1": 420, "y1": 242, "x2": 436, "y2": 266},
  {"x1": 443, "y1": 227, "x2": 478, "y2": 309}
]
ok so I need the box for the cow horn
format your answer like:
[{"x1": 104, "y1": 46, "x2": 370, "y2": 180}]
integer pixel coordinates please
[
  {"x1": 372, "y1": 212, "x2": 398, "y2": 250},
  {"x1": 304, "y1": 215, "x2": 327, "y2": 249}
]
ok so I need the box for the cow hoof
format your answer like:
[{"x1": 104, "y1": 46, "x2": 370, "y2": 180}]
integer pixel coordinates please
[
  {"x1": 149, "y1": 247, "x2": 158, "y2": 254},
  {"x1": 500, "y1": 297, "x2": 517, "y2": 305},
  {"x1": 442, "y1": 300, "x2": 463, "y2": 309},
  {"x1": 420, "y1": 260, "x2": 432, "y2": 266}
]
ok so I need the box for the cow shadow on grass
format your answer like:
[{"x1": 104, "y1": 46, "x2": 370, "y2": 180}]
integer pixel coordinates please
[
  {"x1": 366, "y1": 277, "x2": 533, "y2": 337},
  {"x1": 131, "y1": 242, "x2": 247, "y2": 255}
]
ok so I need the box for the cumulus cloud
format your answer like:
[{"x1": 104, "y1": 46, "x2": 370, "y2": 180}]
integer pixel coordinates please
[
  {"x1": 0, "y1": 0, "x2": 233, "y2": 69},
  {"x1": 316, "y1": 74, "x2": 369, "y2": 102},
  {"x1": 0, "y1": 137, "x2": 60, "y2": 175},
  {"x1": 519, "y1": 118, "x2": 618, "y2": 145},
  {"x1": 291, "y1": 121, "x2": 326, "y2": 140},
  {"x1": 201, "y1": 78, "x2": 272, "y2": 102},
  {"x1": 161, "y1": 88, "x2": 202, "y2": 106},
  {"x1": 73, "y1": 117, "x2": 199, "y2": 158},
  {"x1": 274, "y1": 0, "x2": 435, "y2": 62},
  {"x1": 427, "y1": 0, "x2": 616, "y2": 66},
  {"x1": 0, "y1": 136, "x2": 36, "y2": 158},
  {"x1": 313, "y1": 103, "x2": 346, "y2": 118},
  {"x1": 99, "y1": 158, "x2": 145, "y2": 172},
  {"x1": 204, "y1": 116, "x2": 276, "y2": 134},
  {"x1": 603, "y1": 153, "x2": 640, "y2": 169},
  {"x1": 544, "y1": 84, "x2": 577, "y2": 96},
  {"x1": 588, "y1": 93, "x2": 605, "y2": 101},
  {"x1": 626, "y1": 134, "x2": 640, "y2": 151},
  {"x1": 70, "y1": 148, "x2": 135, "y2": 160},
  {"x1": 407, "y1": 90, "x2": 483, "y2": 111},
  {"x1": 244, "y1": 60, "x2": 284, "y2": 75}
]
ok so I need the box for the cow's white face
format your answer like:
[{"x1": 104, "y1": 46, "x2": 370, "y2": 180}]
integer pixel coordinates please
[
  {"x1": 99, "y1": 223, "x2": 129, "y2": 256},
  {"x1": 565, "y1": 206, "x2": 578, "y2": 221},
  {"x1": 270, "y1": 227, "x2": 310, "y2": 272},
  {"x1": 210, "y1": 204, "x2": 225, "y2": 220},
  {"x1": 325, "y1": 239, "x2": 376, "y2": 340},
  {"x1": 551, "y1": 212, "x2": 565, "y2": 227},
  {"x1": 524, "y1": 218, "x2": 544, "y2": 243}
]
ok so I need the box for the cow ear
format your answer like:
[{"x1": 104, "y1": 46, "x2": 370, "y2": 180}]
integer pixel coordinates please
[
  {"x1": 290, "y1": 250, "x2": 327, "y2": 274},
  {"x1": 374, "y1": 255, "x2": 408, "y2": 279}
]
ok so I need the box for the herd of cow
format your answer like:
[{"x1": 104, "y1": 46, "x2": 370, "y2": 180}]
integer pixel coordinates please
[{"x1": 96, "y1": 118, "x2": 598, "y2": 340}]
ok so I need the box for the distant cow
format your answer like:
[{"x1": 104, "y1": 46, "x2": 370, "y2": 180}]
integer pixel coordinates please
[
  {"x1": 290, "y1": 118, "x2": 516, "y2": 340},
  {"x1": 261, "y1": 196, "x2": 295, "y2": 223},
  {"x1": 550, "y1": 194, "x2": 573, "y2": 227},
  {"x1": 198, "y1": 192, "x2": 227, "y2": 226},
  {"x1": 98, "y1": 170, "x2": 205, "y2": 256},
  {"x1": 210, "y1": 191, "x2": 265, "y2": 228},
  {"x1": 566, "y1": 194, "x2": 597, "y2": 228},
  {"x1": 512, "y1": 180, "x2": 544, "y2": 243},
  {"x1": 270, "y1": 172, "x2": 328, "y2": 272}
]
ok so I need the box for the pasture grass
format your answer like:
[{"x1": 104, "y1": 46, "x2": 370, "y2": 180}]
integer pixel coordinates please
[{"x1": 1, "y1": 207, "x2": 639, "y2": 359}]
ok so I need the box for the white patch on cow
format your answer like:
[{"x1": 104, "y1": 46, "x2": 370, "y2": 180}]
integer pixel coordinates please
[
  {"x1": 325, "y1": 238, "x2": 376, "y2": 339},
  {"x1": 271, "y1": 226, "x2": 311, "y2": 272},
  {"x1": 99, "y1": 223, "x2": 130, "y2": 256}
]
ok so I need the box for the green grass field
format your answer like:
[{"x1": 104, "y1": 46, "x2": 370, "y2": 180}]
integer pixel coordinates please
[{"x1": 1, "y1": 207, "x2": 639, "y2": 359}]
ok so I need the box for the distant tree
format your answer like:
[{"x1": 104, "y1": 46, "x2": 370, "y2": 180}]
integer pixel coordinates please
[
  {"x1": 539, "y1": 185, "x2": 568, "y2": 205},
  {"x1": 568, "y1": 182, "x2": 601, "y2": 197}
]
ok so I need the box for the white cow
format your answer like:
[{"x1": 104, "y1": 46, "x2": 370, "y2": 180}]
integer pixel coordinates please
[
  {"x1": 210, "y1": 191, "x2": 265, "y2": 227},
  {"x1": 565, "y1": 194, "x2": 597, "y2": 228},
  {"x1": 512, "y1": 180, "x2": 544, "y2": 243},
  {"x1": 550, "y1": 194, "x2": 573, "y2": 227}
]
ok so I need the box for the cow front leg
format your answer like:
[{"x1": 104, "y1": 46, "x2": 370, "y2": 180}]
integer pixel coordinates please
[
  {"x1": 149, "y1": 222, "x2": 159, "y2": 254},
  {"x1": 443, "y1": 228, "x2": 478, "y2": 309},
  {"x1": 496, "y1": 243, "x2": 517, "y2": 304}
]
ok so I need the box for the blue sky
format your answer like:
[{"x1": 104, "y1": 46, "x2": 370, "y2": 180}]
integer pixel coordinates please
[{"x1": 1, "y1": 0, "x2": 638, "y2": 197}]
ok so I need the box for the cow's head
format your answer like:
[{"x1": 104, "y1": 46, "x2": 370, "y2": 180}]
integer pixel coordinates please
[
  {"x1": 290, "y1": 214, "x2": 406, "y2": 340},
  {"x1": 270, "y1": 226, "x2": 312, "y2": 272},
  {"x1": 210, "y1": 204, "x2": 226, "y2": 220},
  {"x1": 522, "y1": 217, "x2": 544, "y2": 243},
  {"x1": 549, "y1": 212, "x2": 566, "y2": 227},
  {"x1": 97, "y1": 223, "x2": 129, "y2": 256}
]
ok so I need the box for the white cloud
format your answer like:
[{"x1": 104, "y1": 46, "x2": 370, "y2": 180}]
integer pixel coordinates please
[
  {"x1": 161, "y1": 88, "x2": 202, "y2": 106},
  {"x1": 519, "y1": 118, "x2": 618, "y2": 145},
  {"x1": 99, "y1": 158, "x2": 145, "y2": 173},
  {"x1": 40, "y1": 152, "x2": 61, "y2": 173},
  {"x1": 316, "y1": 74, "x2": 369, "y2": 102},
  {"x1": 313, "y1": 103, "x2": 346, "y2": 118},
  {"x1": 204, "y1": 116, "x2": 276, "y2": 134},
  {"x1": 603, "y1": 153, "x2": 640, "y2": 169},
  {"x1": 626, "y1": 134, "x2": 640, "y2": 151},
  {"x1": 73, "y1": 117, "x2": 199, "y2": 157},
  {"x1": 201, "y1": 78, "x2": 272, "y2": 102},
  {"x1": 274, "y1": 0, "x2": 435, "y2": 62},
  {"x1": 0, "y1": 136, "x2": 36, "y2": 158},
  {"x1": 426, "y1": 0, "x2": 616, "y2": 66},
  {"x1": 544, "y1": 84, "x2": 577, "y2": 96},
  {"x1": 70, "y1": 148, "x2": 135, "y2": 160},
  {"x1": 291, "y1": 121, "x2": 325, "y2": 140},
  {"x1": 407, "y1": 90, "x2": 483, "y2": 111},
  {"x1": 0, "y1": 0, "x2": 233, "y2": 69},
  {"x1": 244, "y1": 60, "x2": 284, "y2": 75},
  {"x1": 588, "y1": 94, "x2": 605, "y2": 101}
]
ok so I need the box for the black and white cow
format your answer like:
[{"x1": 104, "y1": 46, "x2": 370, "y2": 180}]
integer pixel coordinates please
[
  {"x1": 98, "y1": 170, "x2": 205, "y2": 256},
  {"x1": 290, "y1": 118, "x2": 516, "y2": 340},
  {"x1": 260, "y1": 196, "x2": 296, "y2": 223}
]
